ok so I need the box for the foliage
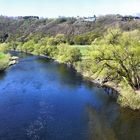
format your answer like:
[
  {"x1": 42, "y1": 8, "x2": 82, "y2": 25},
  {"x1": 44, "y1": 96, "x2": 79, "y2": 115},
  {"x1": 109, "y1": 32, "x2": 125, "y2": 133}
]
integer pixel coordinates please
[
  {"x1": 22, "y1": 40, "x2": 35, "y2": 53},
  {"x1": 73, "y1": 28, "x2": 140, "y2": 109},
  {"x1": 56, "y1": 44, "x2": 81, "y2": 64},
  {"x1": 0, "y1": 43, "x2": 10, "y2": 52},
  {"x1": 47, "y1": 37, "x2": 58, "y2": 46},
  {"x1": 55, "y1": 34, "x2": 66, "y2": 44},
  {"x1": 118, "y1": 84, "x2": 140, "y2": 110},
  {"x1": 85, "y1": 28, "x2": 140, "y2": 91},
  {"x1": 103, "y1": 27, "x2": 122, "y2": 45},
  {"x1": 39, "y1": 45, "x2": 57, "y2": 57},
  {"x1": 1, "y1": 15, "x2": 139, "y2": 44},
  {"x1": 73, "y1": 33, "x2": 98, "y2": 45},
  {"x1": 0, "y1": 52, "x2": 10, "y2": 71}
]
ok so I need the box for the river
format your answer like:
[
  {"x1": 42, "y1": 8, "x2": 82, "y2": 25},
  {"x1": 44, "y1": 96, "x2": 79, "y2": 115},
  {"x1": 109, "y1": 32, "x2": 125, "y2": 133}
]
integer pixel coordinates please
[{"x1": 0, "y1": 52, "x2": 140, "y2": 140}]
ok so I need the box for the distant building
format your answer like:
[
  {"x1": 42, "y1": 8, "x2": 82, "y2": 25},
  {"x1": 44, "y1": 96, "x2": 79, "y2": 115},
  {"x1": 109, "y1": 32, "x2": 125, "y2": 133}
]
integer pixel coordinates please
[
  {"x1": 77, "y1": 15, "x2": 96, "y2": 22},
  {"x1": 83, "y1": 15, "x2": 96, "y2": 22}
]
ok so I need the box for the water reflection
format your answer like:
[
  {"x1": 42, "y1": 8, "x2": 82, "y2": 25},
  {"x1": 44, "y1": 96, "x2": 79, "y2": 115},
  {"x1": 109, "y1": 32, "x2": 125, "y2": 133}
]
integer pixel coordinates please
[
  {"x1": 87, "y1": 104, "x2": 117, "y2": 140},
  {"x1": 87, "y1": 104, "x2": 140, "y2": 140},
  {"x1": 113, "y1": 108, "x2": 140, "y2": 140},
  {"x1": 0, "y1": 71, "x2": 6, "y2": 80}
]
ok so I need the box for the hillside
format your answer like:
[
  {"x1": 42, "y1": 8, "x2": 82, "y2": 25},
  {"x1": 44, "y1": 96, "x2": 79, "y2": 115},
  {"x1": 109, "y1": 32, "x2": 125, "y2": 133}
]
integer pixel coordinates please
[{"x1": 0, "y1": 15, "x2": 140, "y2": 44}]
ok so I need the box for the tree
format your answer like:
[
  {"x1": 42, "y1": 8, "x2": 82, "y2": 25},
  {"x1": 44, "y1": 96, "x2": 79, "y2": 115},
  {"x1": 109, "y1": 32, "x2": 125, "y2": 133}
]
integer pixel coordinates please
[
  {"x1": 33, "y1": 44, "x2": 41, "y2": 55},
  {"x1": 47, "y1": 37, "x2": 57, "y2": 46},
  {"x1": 103, "y1": 27, "x2": 122, "y2": 45},
  {"x1": 55, "y1": 34, "x2": 66, "y2": 44},
  {"x1": 22, "y1": 40, "x2": 35, "y2": 53},
  {"x1": 38, "y1": 45, "x2": 57, "y2": 57},
  {"x1": 89, "y1": 29, "x2": 140, "y2": 90},
  {"x1": 57, "y1": 44, "x2": 81, "y2": 64},
  {"x1": 74, "y1": 35, "x2": 89, "y2": 45}
]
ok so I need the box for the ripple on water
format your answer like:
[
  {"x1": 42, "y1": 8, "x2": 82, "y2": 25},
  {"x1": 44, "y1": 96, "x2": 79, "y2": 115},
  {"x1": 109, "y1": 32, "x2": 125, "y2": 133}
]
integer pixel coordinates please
[{"x1": 26, "y1": 100, "x2": 54, "y2": 140}]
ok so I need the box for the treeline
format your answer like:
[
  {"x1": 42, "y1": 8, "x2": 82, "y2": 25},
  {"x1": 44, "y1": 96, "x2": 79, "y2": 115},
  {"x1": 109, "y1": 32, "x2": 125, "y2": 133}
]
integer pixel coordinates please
[
  {"x1": 0, "y1": 14, "x2": 140, "y2": 45},
  {"x1": 2, "y1": 37, "x2": 81, "y2": 65}
]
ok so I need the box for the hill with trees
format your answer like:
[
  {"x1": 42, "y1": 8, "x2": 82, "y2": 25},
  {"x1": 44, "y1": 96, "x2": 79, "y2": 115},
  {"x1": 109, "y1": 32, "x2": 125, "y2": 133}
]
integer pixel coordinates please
[{"x1": 0, "y1": 14, "x2": 140, "y2": 45}]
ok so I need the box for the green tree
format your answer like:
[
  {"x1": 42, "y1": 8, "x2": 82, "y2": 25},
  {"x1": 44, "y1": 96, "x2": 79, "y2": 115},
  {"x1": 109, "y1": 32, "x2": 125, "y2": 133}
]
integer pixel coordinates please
[
  {"x1": 22, "y1": 40, "x2": 35, "y2": 53},
  {"x1": 89, "y1": 29, "x2": 140, "y2": 90},
  {"x1": 57, "y1": 44, "x2": 81, "y2": 64},
  {"x1": 103, "y1": 27, "x2": 122, "y2": 45},
  {"x1": 55, "y1": 34, "x2": 66, "y2": 44},
  {"x1": 47, "y1": 37, "x2": 57, "y2": 46}
]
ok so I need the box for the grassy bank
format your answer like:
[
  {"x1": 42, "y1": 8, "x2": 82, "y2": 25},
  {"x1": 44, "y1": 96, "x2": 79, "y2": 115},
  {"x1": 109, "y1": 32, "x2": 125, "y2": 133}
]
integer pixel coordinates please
[{"x1": 0, "y1": 52, "x2": 10, "y2": 71}]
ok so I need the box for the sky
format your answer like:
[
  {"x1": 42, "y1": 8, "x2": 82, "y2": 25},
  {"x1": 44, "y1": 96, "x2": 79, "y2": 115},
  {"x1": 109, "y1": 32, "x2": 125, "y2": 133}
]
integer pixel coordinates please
[{"x1": 0, "y1": 0, "x2": 140, "y2": 17}]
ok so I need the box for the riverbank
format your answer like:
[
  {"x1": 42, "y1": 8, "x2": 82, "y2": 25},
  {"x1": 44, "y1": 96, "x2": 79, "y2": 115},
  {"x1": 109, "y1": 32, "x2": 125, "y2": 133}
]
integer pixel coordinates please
[
  {"x1": 9, "y1": 56, "x2": 19, "y2": 66},
  {"x1": 50, "y1": 56, "x2": 140, "y2": 110},
  {"x1": 44, "y1": 55, "x2": 140, "y2": 110},
  {"x1": 73, "y1": 63, "x2": 140, "y2": 110},
  {"x1": 0, "y1": 53, "x2": 10, "y2": 71},
  {"x1": 0, "y1": 52, "x2": 18, "y2": 71}
]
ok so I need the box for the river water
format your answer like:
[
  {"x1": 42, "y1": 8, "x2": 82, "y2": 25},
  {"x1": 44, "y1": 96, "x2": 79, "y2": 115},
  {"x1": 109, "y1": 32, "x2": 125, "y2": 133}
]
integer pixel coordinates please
[{"x1": 0, "y1": 52, "x2": 140, "y2": 140}]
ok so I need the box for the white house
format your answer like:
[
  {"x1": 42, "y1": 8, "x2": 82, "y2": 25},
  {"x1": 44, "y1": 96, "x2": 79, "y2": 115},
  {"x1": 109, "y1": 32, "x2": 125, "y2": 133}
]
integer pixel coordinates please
[
  {"x1": 83, "y1": 16, "x2": 96, "y2": 22},
  {"x1": 77, "y1": 15, "x2": 97, "y2": 22}
]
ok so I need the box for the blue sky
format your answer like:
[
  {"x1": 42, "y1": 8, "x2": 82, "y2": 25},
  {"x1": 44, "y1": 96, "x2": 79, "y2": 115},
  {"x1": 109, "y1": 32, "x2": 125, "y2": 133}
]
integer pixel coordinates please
[{"x1": 0, "y1": 0, "x2": 140, "y2": 17}]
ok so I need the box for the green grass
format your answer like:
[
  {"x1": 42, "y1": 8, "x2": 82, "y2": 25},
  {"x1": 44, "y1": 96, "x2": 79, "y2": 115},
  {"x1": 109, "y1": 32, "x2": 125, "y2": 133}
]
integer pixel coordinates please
[
  {"x1": 0, "y1": 52, "x2": 10, "y2": 71},
  {"x1": 0, "y1": 52, "x2": 7, "y2": 59}
]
